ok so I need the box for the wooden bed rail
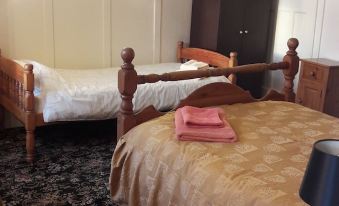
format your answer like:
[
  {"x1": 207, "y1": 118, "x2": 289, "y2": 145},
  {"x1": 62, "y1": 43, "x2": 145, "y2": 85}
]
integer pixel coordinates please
[
  {"x1": 0, "y1": 49, "x2": 36, "y2": 162},
  {"x1": 118, "y1": 38, "x2": 299, "y2": 138},
  {"x1": 137, "y1": 62, "x2": 288, "y2": 85}
]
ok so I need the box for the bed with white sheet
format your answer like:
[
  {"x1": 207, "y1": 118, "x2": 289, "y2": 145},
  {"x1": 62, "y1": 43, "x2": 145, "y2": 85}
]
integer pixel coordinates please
[
  {"x1": 0, "y1": 41, "x2": 237, "y2": 162},
  {"x1": 23, "y1": 61, "x2": 231, "y2": 122}
]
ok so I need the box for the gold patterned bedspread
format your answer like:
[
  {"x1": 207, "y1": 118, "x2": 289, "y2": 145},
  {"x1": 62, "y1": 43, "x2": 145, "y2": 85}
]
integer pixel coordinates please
[{"x1": 110, "y1": 101, "x2": 339, "y2": 206}]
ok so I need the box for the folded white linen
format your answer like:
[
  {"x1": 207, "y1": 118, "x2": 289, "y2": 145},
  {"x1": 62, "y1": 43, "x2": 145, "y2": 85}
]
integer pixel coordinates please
[
  {"x1": 179, "y1": 60, "x2": 209, "y2": 71},
  {"x1": 14, "y1": 60, "x2": 66, "y2": 100}
]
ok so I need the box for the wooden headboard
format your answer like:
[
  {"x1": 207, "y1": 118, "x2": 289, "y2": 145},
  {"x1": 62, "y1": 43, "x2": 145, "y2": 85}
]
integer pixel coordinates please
[
  {"x1": 176, "y1": 41, "x2": 237, "y2": 83},
  {"x1": 117, "y1": 38, "x2": 300, "y2": 139},
  {"x1": 176, "y1": 41, "x2": 237, "y2": 68}
]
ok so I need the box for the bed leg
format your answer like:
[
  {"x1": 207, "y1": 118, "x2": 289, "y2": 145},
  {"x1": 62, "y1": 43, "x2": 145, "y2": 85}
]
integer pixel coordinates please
[
  {"x1": 23, "y1": 64, "x2": 36, "y2": 163},
  {"x1": 0, "y1": 106, "x2": 4, "y2": 130},
  {"x1": 25, "y1": 129, "x2": 35, "y2": 163}
]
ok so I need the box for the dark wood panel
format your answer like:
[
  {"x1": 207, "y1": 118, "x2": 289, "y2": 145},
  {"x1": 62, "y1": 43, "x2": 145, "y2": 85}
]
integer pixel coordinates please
[
  {"x1": 236, "y1": 72, "x2": 265, "y2": 98},
  {"x1": 190, "y1": 0, "x2": 277, "y2": 98},
  {"x1": 190, "y1": 0, "x2": 221, "y2": 50},
  {"x1": 237, "y1": 0, "x2": 274, "y2": 98},
  {"x1": 324, "y1": 68, "x2": 339, "y2": 117},
  {"x1": 217, "y1": 0, "x2": 245, "y2": 55},
  {"x1": 241, "y1": 0, "x2": 273, "y2": 64}
]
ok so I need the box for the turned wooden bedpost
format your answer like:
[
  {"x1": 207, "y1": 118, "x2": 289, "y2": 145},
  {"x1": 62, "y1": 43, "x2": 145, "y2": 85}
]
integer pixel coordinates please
[
  {"x1": 0, "y1": 49, "x2": 5, "y2": 130},
  {"x1": 282, "y1": 38, "x2": 299, "y2": 102},
  {"x1": 0, "y1": 48, "x2": 4, "y2": 130},
  {"x1": 117, "y1": 48, "x2": 137, "y2": 139},
  {"x1": 177, "y1": 41, "x2": 184, "y2": 63},
  {"x1": 23, "y1": 64, "x2": 36, "y2": 163},
  {"x1": 228, "y1": 52, "x2": 238, "y2": 84}
]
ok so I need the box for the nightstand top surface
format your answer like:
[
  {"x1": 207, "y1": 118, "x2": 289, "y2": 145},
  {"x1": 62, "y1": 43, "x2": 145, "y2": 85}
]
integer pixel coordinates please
[{"x1": 301, "y1": 58, "x2": 339, "y2": 67}]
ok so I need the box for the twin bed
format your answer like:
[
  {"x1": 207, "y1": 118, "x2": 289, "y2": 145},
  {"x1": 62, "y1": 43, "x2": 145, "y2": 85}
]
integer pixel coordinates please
[
  {"x1": 109, "y1": 38, "x2": 338, "y2": 205},
  {"x1": 0, "y1": 42, "x2": 237, "y2": 162}
]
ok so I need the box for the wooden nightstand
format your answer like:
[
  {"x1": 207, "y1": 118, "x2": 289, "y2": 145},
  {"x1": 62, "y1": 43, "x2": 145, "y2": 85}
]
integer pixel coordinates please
[{"x1": 296, "y1": 58, "x2": 339, "y2": 117}]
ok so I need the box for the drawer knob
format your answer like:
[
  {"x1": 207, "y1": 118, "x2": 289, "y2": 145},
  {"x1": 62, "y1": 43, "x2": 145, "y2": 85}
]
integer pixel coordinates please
[{"x1": 309, "y1": 71, "x2": 316, "y2": 77}]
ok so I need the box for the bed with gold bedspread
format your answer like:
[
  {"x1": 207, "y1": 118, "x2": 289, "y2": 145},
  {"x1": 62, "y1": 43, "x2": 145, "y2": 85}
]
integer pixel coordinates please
[{"x1": 110, "y1": 101, "x2": 338, "y2": 205}]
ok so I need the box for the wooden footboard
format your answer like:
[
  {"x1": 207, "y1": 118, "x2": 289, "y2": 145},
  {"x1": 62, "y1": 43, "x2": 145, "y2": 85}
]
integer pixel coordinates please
[
  {"x1": 0, "y1": 50, "x2": 36, "y2": 163},
  {"x1": 176, "y1": 41, "x2": 238, "y2": 83},
  {"x1": 117, "y1": 38, "x2": 300, "y2": 139}
]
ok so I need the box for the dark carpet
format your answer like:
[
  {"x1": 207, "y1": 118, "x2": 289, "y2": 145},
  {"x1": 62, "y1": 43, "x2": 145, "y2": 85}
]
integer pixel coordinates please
[{"x1": 0, "y1": 120, "x2": 119, "y2": 206}]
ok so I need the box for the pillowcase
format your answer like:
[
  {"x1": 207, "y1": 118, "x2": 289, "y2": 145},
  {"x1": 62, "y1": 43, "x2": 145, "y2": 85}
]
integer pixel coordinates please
[{"x1": 14, "y1": 60, "x2": 46, "y2": 90}]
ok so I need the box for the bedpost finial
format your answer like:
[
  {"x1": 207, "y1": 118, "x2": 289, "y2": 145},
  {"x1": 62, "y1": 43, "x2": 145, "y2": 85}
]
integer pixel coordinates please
[
  {"x1": 24, "y1": 64, "x2": 33, "y2": 72},
  {"x1": 121, "y1": 48, "x2": 135, "y2": 64},
  {"x1": 230, "y1": 52, "x2": 237, "y2": 58},
  {"x1": 177, "y1": 41, "x2": 184, "y2": 63},
  {"x1": 287, "y1": 38, "x2": 299, "y2": 54}
]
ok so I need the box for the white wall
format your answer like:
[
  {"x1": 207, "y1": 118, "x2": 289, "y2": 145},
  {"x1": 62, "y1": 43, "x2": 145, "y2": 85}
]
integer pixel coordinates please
[
  {"x1": 318, "y1": 0, "x2": 339, "y2": 60},
  {"x1": 0, "y1": 0, "x2": 192, "y2": 68},
  {"x1": 0, "y1": 0, "x2": 192, "y2": 127},
  {"x1": 269, "y1": 0, "x2": 339, "y2": 91}
]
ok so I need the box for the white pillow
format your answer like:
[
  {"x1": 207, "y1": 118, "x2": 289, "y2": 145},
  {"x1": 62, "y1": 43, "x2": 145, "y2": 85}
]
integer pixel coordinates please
[{"x1": 14, "y1": 60, "x2": 46, "y2": 90}]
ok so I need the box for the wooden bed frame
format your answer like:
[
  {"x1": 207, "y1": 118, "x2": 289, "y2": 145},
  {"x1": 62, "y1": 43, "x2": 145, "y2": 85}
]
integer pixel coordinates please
[
  {"x1": 117, "y1": 38, "x2": 300, "y2": 138},
  {"x1": 0, "y1": 42, "x2": 237, "y2": 163}
]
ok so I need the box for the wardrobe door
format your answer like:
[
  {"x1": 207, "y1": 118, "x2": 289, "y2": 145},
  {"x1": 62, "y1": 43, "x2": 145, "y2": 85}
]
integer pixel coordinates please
[
  {"x1": 190, "y1": 0, "x2": 221, "y2": 50},
  {"x1": 217, "y1": 0, "x2": 245, "y2": 56},
  {"x1": 236, "y1": 0, "x2": 274, "y2": 98},
  {"x1": 241, "y1": 0, "x2": 273, "y2": 64}
]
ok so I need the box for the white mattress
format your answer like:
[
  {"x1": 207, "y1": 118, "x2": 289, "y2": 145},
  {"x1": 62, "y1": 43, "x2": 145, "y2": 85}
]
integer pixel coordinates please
[{"x1": 17, "y1": 61, "x2": 230, "y2": 122}]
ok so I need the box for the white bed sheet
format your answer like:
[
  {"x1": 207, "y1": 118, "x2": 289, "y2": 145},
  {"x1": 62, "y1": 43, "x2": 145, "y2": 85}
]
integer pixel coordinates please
[{"x1": 18, "y1": 61, "x2": 230, "y2": 122}]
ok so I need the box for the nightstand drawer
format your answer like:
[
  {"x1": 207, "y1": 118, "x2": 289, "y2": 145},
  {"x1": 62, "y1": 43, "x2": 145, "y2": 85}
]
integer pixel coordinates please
[{"x1": 301, "y1": 62, "x2": 325, "y2": 82}]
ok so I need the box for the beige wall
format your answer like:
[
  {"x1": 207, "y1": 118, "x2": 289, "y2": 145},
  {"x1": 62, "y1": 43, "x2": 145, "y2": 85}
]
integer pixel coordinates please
[
  {"x1": 0, "y1": 0, "x2": 9, "y2": 57},
  {"x1": 0, "y1": 0, "x2": 192, "y2": 68},
  {"x1": 269, "y1": 0, "x2": 339, "y2": 91},
  {"x1": 0, "y1": 0, "x2": 192, "y2": 127}
]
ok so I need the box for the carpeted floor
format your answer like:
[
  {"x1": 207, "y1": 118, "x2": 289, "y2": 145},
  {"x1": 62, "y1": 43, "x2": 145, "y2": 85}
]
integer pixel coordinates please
[{"x1": 0, "y1": 120, "x2": 119, "y2": 206}]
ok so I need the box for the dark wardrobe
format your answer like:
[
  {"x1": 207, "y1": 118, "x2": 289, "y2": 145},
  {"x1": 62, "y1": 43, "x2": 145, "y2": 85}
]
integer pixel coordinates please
[{"x1": 190, "y1": 0, "x2": 278, "y2": 98}]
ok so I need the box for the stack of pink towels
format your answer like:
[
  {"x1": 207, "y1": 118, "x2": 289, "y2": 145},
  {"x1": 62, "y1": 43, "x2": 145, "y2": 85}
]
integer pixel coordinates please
[{"x1": 175, "y1": 106, "x2": 237, "y2": 143}]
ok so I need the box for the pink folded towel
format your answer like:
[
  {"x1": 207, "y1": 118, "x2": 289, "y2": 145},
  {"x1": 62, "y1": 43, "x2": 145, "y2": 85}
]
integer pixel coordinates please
[
  {"x1": 181, "y1": 106, "x2": 224, "y2": 127},
  {"x1": 175, "y1": 107, "x2": 237, "y2": 143}
]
